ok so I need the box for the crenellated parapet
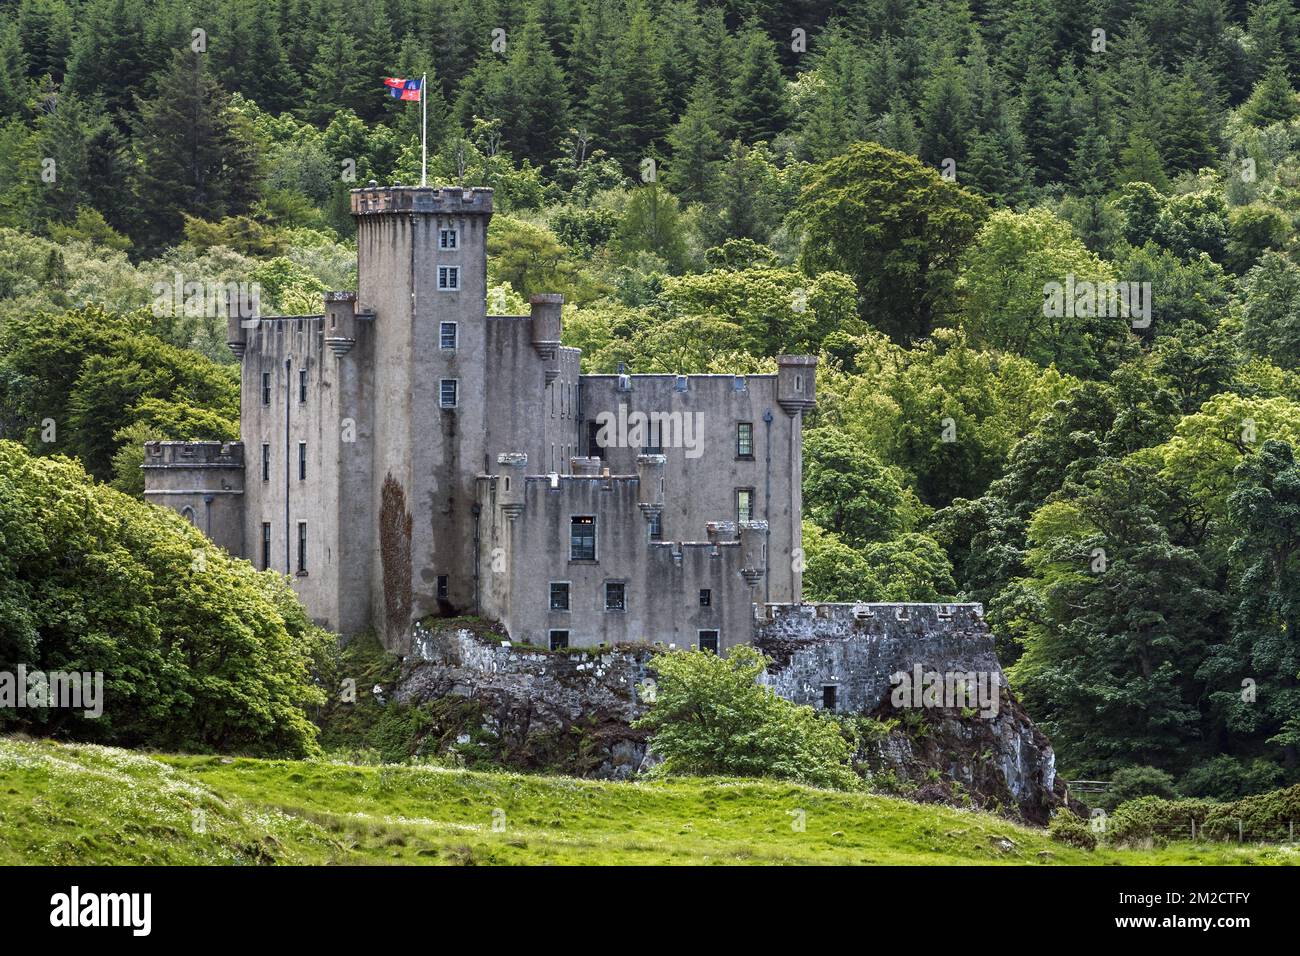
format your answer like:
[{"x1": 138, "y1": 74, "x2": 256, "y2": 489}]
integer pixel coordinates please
[{"x1": 350, "y1": 184, "x2": 494, "y2": 216}]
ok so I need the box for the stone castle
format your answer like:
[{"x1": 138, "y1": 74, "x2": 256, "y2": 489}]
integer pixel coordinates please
[{"x1": 143, "y1": 185, "x2": 817, "y2": 653}]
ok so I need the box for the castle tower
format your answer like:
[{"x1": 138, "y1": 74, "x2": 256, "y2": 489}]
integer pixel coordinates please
[{"x1": 352, "y1": 186, "x2": 493, "y2": 646}]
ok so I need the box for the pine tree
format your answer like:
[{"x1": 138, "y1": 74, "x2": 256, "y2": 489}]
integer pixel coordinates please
[
  {"x1": 63, "y1": 0, "x2": 151, "y2": 121},
  {"x1": 1117, "y1": 130, "x2": 1171, "y2": 191},
  {"x1": 665, "y1": 81, "x2": 725, "y2": 204},
  {"x1": 128, "y1": 50, "x2": 260, "y2": 251},
  {"x1": 16, "y1": 0, "x2": 73, "y2": 82},
  {"x1": 0, "y1": 22, "x2": 26, "y2": 118},
  {"x1": 1242, "y1": 56, "x2": 1300, "y2": 126},
  {"x1": 610, "y1": 0, "x2": 668, "y2": 169},
  {"x1": 1159, "y1": 71, "x2": 1217, "y2": 174},
  {"x1": 729, "y1": 24, "x2": 791, "y2": 145},
  {"x1": 919, "y1": 53, "x2": 972, "y2": 166},
  {"x1": 499, "y1": 11, "x2": 571, "y2": 166}
]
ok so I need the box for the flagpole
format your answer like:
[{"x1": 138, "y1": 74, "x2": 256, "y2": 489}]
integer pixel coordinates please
[{"x1": 421, "y1": 73, "x2": 427, "y2": 187}]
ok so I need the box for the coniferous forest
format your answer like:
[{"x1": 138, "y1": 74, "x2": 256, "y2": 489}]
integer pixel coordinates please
[{"x1": 0, "y1": 0, "x2": 1299, "y2": 810}]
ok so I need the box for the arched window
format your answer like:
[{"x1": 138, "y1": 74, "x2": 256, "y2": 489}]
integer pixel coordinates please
[{"x1": 180, "y1": 506, "x2": 196, "y2": 525}]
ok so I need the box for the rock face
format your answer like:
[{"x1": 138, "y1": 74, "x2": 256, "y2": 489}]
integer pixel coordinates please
[
  {"x1": 395, "y1": 607, "x2": 1067, "y2": 823},
  {"x1": 754, "y1": 603, "x2": 1066, "y2": 824},
  {"x1": 394, "y1": 620, "x2": 654, "y2": 779}
]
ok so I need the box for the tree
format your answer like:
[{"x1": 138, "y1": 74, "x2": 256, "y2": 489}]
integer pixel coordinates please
[
  {"x1": 0, "y1": 440, "x2": 326, "y2": 755},
  {"x1": 664, "y1": 81, "x2": 725, "y2": 204},
  {"x1": 1201, "y1": 441, "x2": 1300, "y2": 769},
  {"x1": 1010, "y1": 459, "x2": 1218, "y2": 773},
  {"x1": 614, "y1": 182, "x2": 688, "y2": 272},
  {"x1": 128, "y1": 50, "x2": 261, "y2": 251},
  {"x1": 1241, "y1": 57, "x2": 1299, "y2": 126},
  {"x1": 1240, "y1": 250, "x2": 1300, "y2": 367},
  {"x1": 729, "y1": 24, "x2": 790, "y2": 145},
  {"x1": 958, "y1": 207, "x2": 1125, "y2": 377},
  {"x1": 803, "y1": 427, "x2": 922, "y2": 548},
  {"x1": 796, "y1": 142, "x2": 988, "y2": 342},
  {"x1": 633, "y1": 646, "x2": 857, "y2": 790}
]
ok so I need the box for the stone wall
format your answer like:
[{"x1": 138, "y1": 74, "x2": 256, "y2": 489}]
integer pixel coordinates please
[
  {"x1": 395, "y1": 619, "x2": 655, "y2": 778},
  {"x1": 755, "y1": 602, "x2": 1066, "y2": 823}
]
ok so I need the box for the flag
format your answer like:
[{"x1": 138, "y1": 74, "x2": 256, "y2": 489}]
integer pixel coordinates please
[{"x1": 383, "y1": 77, "x2": 422, "y2": 101}]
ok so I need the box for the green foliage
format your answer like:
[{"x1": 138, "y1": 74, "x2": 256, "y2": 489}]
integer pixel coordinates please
[
  {"x1": 796, "y1": 142, "x2": 989, "y2": 342},
  {"x1": 1048, "y1": 811, "x2": 1097, "y2": 850},
  {"x1": 0, "y1": 440, "x2": 326, "y2": 755},
  {"x1": 634, "y1": 647, "x2": 858, "y2": 790}
]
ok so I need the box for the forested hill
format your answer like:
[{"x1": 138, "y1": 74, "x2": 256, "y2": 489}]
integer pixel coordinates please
[{"x1": 1, "y1": 0, "x2": 1299, "y2": 795}]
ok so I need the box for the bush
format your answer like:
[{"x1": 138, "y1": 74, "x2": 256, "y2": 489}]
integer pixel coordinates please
[
  {"x1": 1105, "y1": 796, "x2": 1220, "y2": 846},
  {"x1": 0, "y1": 441, "x2": 327, "y2": 756},
  {"x1": 1178, "y1": 755, "x2": 1286, "y2": 801},
  {"x1": 634, "y1": 646, "x2": 858, "y2": 790},
  {"x1": 1049, "y1": 810, "x2": 1097, "y2": 850},
  {"x1": 1095, "y1": 765, "x2": 1177, "y2": 812}
]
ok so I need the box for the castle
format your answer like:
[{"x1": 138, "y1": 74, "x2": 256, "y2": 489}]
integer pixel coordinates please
[{"x1": 143, "y1": 185, "x2": 816, "y2": 653}]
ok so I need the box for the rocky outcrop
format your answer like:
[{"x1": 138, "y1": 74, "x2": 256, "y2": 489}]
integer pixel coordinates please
[
  {"x1": 394, "y1": 620, "x2": 654, "y2": 778},
  {"x1": 755, "y1": 603, "x2": 1066, "y2": 824},
  {"x1": 393, "y1": 606, "x2": 1067, "y2": 824}
]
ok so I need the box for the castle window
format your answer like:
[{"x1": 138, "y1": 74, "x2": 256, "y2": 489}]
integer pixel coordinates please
[
  {"x1": 736, "y1": 488, "x2": 755, "y2": 524},
  {"x1": 440, "y1": 321, "x2": 457, "y2": 349},
  {"x1": 436, "y1": 575, "x2": 448, "y2": 600},
  {"x1": 550, "y1": 582, "x2": 570, "y2": 611},
  {"x1": 549, "y1": 630, "x2": 569, "y2": 651},
  {"x1": 795, "y1": 375, "x2": 803, "y2": 392},
  {"x1": 643, "y1": 419, "x2": 662, "y2": 454},
  {"x1": 261, "y1": 443, "x2": 270, "y2": 481},
  {"x1": 297, "y1": 521, "x2": 307, "y2": 574},
  {"x1": 648, "y1": 511, "x2": 662, "y2": 540},
  {"x1": 261, "y1": 372, "x2": 271, "y2": 405},
  {"x1": 261, "y1": 522, "x2": 271, "y2": 571},
  {"x1": 437, "y1": 265, "x2": 460, "y2": 290},
  {"x1": 822, "y1": 685, "x2": 837, "y2": 712},
  {"x1": 736, "y1": 422, "x2": 754, "y2": 459},
  {"x1": 698, "y1": 630, "x2": 719, "y2": 654},
  {"x1": 298, "y1": 441, "x2": 307, "y2": 480},
  {"x1": 699, "y1": 589, "x2": 711, "y2": 608},
  {"x1": 299, "y1": 368, "x2": 307, "y2": 403},
  {"x1": 604, "y1": 582, "x2": 625, "y2": 612},
  {"x1": 180, "y1": 506, "x2": 196, "y2": 525},
  {"x1": 587, "y1": 420, "x2": 604, "y2": 459},
  {"x1": 440, "y1": 379, "x2": 458, "y2": 408},
  {"x1": 570, "y1": 516, "x2": 596, "y2": 561},
  {"x1": 439, "y1": 228, "x2": 457, "y2": 249}
]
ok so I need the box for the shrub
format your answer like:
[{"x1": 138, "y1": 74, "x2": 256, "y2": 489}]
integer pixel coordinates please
[
  {"x1": 634, "y1": 646, "x2": 858, "y2": 790},
  {"x1": 1049, "y1": 810, "x2": 1097, "y2": 850},
  {"x1": 1178, "y1": 755, "x2": 1285, "y2": 801},
  {"x1": 1105, "y1": 796, "x2": 1219, "y2": 846},
  {"x1": 1095, "y1": 765, "x2": 1177, "y2": 812},
  {"x1": 0, "y1": 440, "x2": 327, "y2": 756}
]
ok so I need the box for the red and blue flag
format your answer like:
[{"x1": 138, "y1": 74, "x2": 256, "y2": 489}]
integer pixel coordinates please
[{"x1": 383, "y1": 77, "x2": 422, "y2": 101}]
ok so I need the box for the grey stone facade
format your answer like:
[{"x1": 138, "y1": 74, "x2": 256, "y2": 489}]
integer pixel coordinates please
[{"x1": 144, "y1": 185, "x2": 815, "y2": 650}]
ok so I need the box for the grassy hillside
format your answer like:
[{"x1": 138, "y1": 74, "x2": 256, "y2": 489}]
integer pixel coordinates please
[{"x1": 1, "y1": 736, "x2": 1294, "y2": 866}]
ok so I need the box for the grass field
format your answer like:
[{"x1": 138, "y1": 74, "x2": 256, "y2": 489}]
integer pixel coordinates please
[{"x1": 1, "y1": 736, "x2": 1295, "y2": 865}]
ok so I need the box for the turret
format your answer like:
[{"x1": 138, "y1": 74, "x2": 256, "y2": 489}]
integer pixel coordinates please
[
  {"x1": 324, "y1": 291, "x2": 358, "y2": 356},
  {"x1": 226, "y1": 311, "x2": 247, "y2": 360},
  {"x1": 497, "y1": 452, "x2": 527, "y2": 521},
  {"x1": 530, "y1": 293, "x2": 563, "y2": 385},
  {"x1": 739, "y1": 519, "x2": 768, "y2": 588},
  {"x1": 636, "y1": 453, "x2": 665, "y2": 529},
  {"x1": 777, "y1": 354, "x2": 818, "y2": 415}
]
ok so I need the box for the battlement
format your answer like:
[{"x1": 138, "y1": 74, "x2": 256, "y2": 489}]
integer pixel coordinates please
[
  {"x1": 350, "y1": 185, "x2": 494, "y2": 216},
  {"x1": 757, "y1": 601, "x2": 985, "y2": 628},
  {"x1": 143, "y1": 440, "x2": 245, "y2": 468}
]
